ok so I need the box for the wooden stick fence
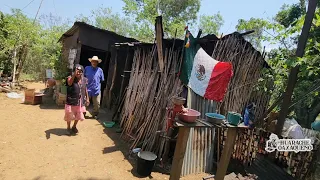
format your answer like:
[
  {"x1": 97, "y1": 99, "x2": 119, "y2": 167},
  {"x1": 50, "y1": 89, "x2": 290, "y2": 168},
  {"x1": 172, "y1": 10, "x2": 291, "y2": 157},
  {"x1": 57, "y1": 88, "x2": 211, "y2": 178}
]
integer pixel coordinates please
[
  {"x1": 119, "y1": 46, "x2": 183, "y2": 152},
  {"x1": 210, "y1": 35, "x2": 267, "y2": 118}
]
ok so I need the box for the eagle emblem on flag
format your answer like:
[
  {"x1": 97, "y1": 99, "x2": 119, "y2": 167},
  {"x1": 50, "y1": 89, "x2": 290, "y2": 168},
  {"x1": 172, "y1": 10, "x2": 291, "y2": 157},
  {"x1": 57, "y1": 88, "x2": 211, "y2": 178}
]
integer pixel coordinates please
[{"x1": 195, "y1": 64, "x2": 206, "y2": 81}]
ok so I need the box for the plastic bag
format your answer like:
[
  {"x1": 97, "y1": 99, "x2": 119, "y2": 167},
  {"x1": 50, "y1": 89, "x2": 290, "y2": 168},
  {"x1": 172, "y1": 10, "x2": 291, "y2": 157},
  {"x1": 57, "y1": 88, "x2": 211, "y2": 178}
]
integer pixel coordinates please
[{"x1": 6, "y1": 92, "x2": 23, "y2": 99}]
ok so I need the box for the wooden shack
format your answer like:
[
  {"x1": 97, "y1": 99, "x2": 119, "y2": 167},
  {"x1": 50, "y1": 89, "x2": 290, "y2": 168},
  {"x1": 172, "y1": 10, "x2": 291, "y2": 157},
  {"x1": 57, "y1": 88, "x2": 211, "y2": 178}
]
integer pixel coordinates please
[
  {"x1": 58, "y1": 22, "x2": 137, "y2": 102},
  {"x1": 103, "y1": 40, "x2": 184, "y2": 112}
]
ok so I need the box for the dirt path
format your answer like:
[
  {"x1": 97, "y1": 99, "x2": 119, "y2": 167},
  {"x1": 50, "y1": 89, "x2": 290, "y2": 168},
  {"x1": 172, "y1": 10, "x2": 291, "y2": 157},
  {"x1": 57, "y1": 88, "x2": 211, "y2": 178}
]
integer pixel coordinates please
[{"x1": 0, "y1": 83, "x2": 207, "y2": 180}]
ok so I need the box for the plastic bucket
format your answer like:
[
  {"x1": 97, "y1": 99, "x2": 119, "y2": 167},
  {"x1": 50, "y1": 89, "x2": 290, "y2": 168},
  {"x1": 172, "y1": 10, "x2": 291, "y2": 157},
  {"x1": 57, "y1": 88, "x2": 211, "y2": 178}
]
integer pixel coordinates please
[{"x1": 137, "y1": 151, "x2": 157, "y2": 177}]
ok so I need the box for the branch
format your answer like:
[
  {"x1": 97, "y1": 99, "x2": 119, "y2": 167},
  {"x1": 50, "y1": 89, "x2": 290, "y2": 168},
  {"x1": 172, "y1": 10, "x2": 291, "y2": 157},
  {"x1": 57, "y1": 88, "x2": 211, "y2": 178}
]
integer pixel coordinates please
[
  {"x1": 288, "y1": 82, "x2": 320, "y2": 111},
  {"x1": 263, "y1": 28, "x2": 289, "y2": 50},
  {"x1": 240, "y1": 30, "x2": 255, "y2": 36},
  {"x1": 267, "y1": 94, "x2": 284, "y2": 114}
]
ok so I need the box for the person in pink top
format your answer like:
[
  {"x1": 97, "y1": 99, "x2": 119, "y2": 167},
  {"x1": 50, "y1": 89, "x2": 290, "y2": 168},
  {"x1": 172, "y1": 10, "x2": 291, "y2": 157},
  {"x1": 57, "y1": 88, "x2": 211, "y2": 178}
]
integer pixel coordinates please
[{"x1": 64, "y1": 64, "x2": 89, "y2": 135}]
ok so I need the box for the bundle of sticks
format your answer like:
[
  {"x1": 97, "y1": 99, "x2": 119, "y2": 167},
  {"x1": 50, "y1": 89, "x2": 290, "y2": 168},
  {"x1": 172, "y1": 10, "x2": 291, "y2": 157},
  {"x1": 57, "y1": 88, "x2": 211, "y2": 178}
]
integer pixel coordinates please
[
  {"x1": 218, "y1": 128, "x2": 260, "y2": 165},
  {"x1": 275, "y1": 139, "x2": 320, "y2": 179},
  {"x1": 119, "y1": 45, "x2": 183, "y2": 152}
]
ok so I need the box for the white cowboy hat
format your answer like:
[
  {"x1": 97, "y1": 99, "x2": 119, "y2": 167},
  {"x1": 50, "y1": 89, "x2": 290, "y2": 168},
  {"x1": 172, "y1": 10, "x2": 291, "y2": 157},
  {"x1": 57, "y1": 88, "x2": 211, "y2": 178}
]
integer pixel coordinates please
[{"x1": 88, "y1": 56, "x2": 102, "y2": 63}]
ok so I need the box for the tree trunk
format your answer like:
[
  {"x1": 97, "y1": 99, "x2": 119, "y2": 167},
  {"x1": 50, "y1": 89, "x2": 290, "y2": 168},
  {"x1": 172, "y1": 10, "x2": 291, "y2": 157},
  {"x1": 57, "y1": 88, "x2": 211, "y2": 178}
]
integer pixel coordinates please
[
  {"x1": 15, "y1": 44, "x2": 28, "y2": 81},
  {"x1": 12, "y1": 47, "x2": 17, "y2": 83},
  {"x1": 275, "y1": 0, "x2": 318, "y2": 135}
]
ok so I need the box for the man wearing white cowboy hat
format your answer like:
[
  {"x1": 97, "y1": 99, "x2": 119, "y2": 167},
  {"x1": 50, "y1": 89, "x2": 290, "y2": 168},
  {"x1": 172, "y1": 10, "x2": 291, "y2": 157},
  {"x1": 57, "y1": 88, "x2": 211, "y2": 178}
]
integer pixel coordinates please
[{"x1": 84, "y1": 56, "x2": 104, "y2": 118}]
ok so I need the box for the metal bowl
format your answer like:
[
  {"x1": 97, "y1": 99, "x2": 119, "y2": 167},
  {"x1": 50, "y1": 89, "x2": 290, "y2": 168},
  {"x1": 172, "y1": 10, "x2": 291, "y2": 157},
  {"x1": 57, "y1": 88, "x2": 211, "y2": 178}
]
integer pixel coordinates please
[{"x1": 172, "y1": 96, "x2": 186, "y2": 105}]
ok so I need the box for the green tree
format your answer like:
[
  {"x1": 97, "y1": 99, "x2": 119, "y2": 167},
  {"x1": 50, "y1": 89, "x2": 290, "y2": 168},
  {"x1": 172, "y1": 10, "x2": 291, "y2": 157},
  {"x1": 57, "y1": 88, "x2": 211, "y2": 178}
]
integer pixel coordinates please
[
  {"x1": 275, "y1": 3, "x2": 304, "y2": 28},
  {"x1": 235, "y1": 18, "x2": 272, "y2": 49},
  {"x1": 264, "y1": 2, "x2": 320, "y2": 127},
  {"x1": 1, "y1": 9, "x2": 40, "y2": 81},
  {"x1": 75, "y1": 14, "x2": 94, "y2": 25},
  {"x1": 0, "y1": 11, "x2": 9, "y2": 74},
  {"x1": 122, "y1": 0, "x2": 201, "y2": 41},
  {"x1": 75, "y1": 7, "x2": 135, "y2": 38},
  {"x1": 199, "y1": 13, "x2": 224, "y2": 36},
  {"x1": 0, "y1": 10, "x2": 69, "y2": 81},
  {"x1": 23, "y1": 14, "x2": 69, "y2": 80}
]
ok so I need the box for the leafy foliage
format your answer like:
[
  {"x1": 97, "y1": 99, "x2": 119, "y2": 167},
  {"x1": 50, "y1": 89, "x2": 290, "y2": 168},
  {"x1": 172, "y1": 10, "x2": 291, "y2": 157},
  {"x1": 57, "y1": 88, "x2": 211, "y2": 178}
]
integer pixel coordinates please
[
  {"x1": 265, "y1": 3, "x2": 320, "y2": 127},
  {"x1": 236, "y1": 18, "x2": 272, "y2": 49},
  {"x1": 233, "y1": 0, "x2": 320, "y2": 126},
  {"x1": 275, "y1": 4, "x2": 304, "y2": 28},
  {"x1": 76, "y1": 7, "x2": 134, "y2": 38},
  {"x1": 199, "y1": 13, "x2": 224, "y2": 36},
  {"x1": 122, "y1": 0, "x2": 201, "y2": 40},
  {"x1": 0, "y1": 10, "x2": 68, "y2": 81}
]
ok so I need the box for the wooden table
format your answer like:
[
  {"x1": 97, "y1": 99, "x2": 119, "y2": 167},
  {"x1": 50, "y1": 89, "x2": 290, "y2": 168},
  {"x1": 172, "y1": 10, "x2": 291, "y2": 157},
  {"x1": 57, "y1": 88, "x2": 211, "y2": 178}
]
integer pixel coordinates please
[
  {"x1": 211, "y1": 123, "x2": 249, "y2": 180},
  {"x1": 169, "y1": 119, "x2": 211, "y2": 180},
  {"x1": 169, "y1": 119, "x2": 249, "y2": 180}
]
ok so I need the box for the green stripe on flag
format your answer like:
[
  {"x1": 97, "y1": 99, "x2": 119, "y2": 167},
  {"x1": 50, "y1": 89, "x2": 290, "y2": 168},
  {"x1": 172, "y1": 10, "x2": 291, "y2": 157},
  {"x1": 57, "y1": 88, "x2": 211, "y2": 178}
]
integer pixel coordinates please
[{"x1": 180, "y1": 30, "x2": 201, "y2": 85}]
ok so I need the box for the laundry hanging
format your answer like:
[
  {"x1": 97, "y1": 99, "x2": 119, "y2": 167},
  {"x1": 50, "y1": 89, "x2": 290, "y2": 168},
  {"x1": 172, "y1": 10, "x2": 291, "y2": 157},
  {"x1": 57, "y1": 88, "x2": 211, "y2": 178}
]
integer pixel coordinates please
[{"x1": 180, "y1": 30, "x2": 233, "y2": 102}]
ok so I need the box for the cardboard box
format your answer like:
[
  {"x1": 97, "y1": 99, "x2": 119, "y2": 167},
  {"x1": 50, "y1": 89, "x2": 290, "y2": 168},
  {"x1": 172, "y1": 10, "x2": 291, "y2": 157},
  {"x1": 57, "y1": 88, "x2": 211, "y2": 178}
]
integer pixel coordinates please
[{"x1": 24, "y1": 89, "x2": 43, "y2": 105}]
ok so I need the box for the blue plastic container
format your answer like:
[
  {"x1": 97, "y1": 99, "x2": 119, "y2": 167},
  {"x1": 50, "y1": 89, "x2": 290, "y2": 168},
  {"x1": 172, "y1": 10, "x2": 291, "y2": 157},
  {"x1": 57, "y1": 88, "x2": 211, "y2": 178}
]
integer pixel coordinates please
[{"x1": 205, "y1": 113, "x2": 225, "y2": 124}]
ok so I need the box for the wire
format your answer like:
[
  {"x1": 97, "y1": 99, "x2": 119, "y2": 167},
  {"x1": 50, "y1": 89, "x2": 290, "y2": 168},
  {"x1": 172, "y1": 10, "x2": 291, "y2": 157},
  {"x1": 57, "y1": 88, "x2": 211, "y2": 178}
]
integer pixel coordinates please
[
  {"x1": 52, "y1": 0, "x2": 58, "y2": 16},
  {"x1": 33, "y1": 0, "x2": 44, "y2": 24},
  {"x1": 22, "y1": 0, "x2": 36, "y2": 10},
  {"x1": 3, "y1": 4, "x2": 34, "y2": 16},
  {"x1": 225, "y1": 22, "x2": 233, "y2": 35},
  {"x1": 289, "y1": 82, "x2": 320, "y2": 109}
]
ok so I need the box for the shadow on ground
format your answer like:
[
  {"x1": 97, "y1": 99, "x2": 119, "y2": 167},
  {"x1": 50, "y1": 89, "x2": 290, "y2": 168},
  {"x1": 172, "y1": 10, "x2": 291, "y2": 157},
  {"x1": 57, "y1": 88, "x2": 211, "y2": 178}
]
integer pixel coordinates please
[
  {"x1": 39, "y1": 103, "x2": 64, "y2": 110},
  {"x1": 97, "y1": 109, "x2": 167, "y2": 179},
  {"x1": 32, "y1": 176, "x2": 110, "y2": 180},
  {"x1": 19, "y1": 102, "x2": 62, "y2": 110},
  {"x1": 45, "y1": 128, "x2": 73, "y2": 139}
]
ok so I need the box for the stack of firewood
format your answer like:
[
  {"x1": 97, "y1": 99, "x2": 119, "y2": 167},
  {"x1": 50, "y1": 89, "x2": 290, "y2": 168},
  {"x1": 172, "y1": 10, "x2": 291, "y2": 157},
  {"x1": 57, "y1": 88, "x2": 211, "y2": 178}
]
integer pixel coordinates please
[
  {"x1": 219, "y1": 128, "x2": 260, "y2": 165},
  {"x1": 0, "y1": 81, "x2": 13, "y2": 93},
  {"x1": 275, "y1": 139, "x2": 320, "y2": 179}
]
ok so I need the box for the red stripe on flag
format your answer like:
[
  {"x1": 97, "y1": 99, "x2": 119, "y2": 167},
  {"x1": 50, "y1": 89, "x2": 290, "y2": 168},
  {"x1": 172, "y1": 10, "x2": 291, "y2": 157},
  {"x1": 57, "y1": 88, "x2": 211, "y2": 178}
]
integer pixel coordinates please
[{"x1": 204, "y1": 62, "x2": 233, "y2": 102}]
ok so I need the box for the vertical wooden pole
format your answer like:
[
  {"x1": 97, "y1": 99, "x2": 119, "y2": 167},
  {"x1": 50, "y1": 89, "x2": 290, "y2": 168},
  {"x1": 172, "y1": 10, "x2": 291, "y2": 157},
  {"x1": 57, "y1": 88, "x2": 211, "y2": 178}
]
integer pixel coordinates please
[
  {"x1": 155, "y1": 16, "x2": 164, "y2": 72},
  {"x1": 276, "y1": 0, "x2": 317, "y2": 135},
  {"x1": 12, "y1": 47, "x2": 17, "y2": 83},
  {"x1": 162, "y1": 127, "x2": 174, "y2": 164},
  {"x1": 170, "y1": 127, "x2": 190, "y2": 180},
  {"x1": 119, "y1": 47, "x2": 130, "y2": 99},
  {"x1": 107, "y1": 49, "x2": 118, "y2": 109},
  {"x1": 215, "y1": 127, "x2": 238, "y2": 180}
]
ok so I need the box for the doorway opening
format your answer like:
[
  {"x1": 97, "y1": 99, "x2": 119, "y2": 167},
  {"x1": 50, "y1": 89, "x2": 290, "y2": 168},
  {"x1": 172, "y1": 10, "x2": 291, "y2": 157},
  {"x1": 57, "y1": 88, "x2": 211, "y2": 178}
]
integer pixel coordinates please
[{"x1": 79, "y1": 45, "x2": 110, "y2": 104}]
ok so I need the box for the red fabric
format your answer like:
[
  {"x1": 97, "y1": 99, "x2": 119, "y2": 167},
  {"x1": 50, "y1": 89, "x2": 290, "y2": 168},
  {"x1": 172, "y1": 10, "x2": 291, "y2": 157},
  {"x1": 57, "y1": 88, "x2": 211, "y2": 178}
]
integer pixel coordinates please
[{"x1": 204, "y1": 62, "x2": 233, "y2": 102}]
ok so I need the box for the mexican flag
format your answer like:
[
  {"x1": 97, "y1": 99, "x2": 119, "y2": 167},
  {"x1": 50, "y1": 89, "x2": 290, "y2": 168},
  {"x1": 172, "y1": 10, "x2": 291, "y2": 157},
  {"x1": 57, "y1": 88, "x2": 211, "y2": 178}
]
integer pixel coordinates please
[{"x1": 180, "y1": 30, "x2": 233, "y2": 102}]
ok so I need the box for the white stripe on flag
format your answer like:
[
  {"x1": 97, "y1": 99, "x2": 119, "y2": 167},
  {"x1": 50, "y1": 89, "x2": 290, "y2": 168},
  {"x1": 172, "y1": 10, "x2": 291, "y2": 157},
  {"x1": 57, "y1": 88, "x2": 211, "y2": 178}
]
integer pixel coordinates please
[{"x1": 188, "y1": 48, "x2": 219, "y2": 97}]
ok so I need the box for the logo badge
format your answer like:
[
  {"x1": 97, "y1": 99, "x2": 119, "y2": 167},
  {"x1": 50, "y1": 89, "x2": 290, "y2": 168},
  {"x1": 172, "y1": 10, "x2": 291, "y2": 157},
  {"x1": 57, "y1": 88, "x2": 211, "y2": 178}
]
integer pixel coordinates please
[{"x1": 265, "y1": 134, "x2": 313, "y2": 153}]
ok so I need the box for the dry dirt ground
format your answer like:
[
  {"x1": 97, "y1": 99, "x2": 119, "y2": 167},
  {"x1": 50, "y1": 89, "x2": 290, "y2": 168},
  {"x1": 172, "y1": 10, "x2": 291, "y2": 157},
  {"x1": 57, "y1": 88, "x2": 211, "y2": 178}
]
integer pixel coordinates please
[{"x1": 0, "y1": 82, "x2": 209, "y2": 180}]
